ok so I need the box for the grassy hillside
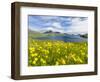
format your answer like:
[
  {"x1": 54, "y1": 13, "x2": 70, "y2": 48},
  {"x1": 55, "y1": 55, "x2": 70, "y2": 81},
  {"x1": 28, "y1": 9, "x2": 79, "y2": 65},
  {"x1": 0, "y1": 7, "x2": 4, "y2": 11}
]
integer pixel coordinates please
[{"x1": 28, "y1": 30, "x2": 65, "y2": 39}]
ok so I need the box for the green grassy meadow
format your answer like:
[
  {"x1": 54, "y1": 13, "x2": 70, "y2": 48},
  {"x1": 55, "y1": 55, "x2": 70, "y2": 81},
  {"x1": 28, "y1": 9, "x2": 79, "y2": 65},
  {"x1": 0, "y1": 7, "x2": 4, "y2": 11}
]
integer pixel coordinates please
[{"x1": 28, "y1": 32, "x2": 88, "y2": 66}]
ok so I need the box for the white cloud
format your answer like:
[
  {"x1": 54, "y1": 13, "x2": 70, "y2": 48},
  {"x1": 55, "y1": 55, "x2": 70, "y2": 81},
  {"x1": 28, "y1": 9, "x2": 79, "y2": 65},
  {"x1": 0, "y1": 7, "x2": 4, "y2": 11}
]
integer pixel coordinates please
[
  {"x1": 29, "y1": 26, "x2": 63, "y2": 33},
  {"x1": 29, "y1": 17, "x2": 88, "y2": 34},
  {"x1": 29, "y1": 26, "x2": 40, "y2": 32},
  {"x1": 52, "y1": 22, "x2": 62, "y2": 29},
  {"x1": 41, "y1": 22, "x2": 64, "y2": 33},
  {"x1": 65, "y1": 18, "x2": 88, "y2": 34},
  {"x1": 40, "y1": 27, "x2": 63, "y2": 33}
]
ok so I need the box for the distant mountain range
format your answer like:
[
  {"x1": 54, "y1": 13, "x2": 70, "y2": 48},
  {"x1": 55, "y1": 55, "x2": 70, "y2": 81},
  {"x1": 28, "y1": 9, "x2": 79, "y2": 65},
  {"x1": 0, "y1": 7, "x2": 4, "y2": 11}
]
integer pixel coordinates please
[
  {"x1": 79, "y1": 34, "x2": 88, "y2": 38},
  {"x1": 29, "y1": 29, "x2": 88, "y2": 38},
  {"x1": 44, "y1": 30, "x2": 61, "y2": 34}
]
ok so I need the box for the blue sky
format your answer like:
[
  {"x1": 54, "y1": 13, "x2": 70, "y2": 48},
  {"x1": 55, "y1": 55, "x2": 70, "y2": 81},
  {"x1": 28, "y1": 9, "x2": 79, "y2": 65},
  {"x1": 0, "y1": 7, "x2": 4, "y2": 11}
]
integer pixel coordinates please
[{"x1": 28, "y1": 15, "x2": 88, "y2": 34}]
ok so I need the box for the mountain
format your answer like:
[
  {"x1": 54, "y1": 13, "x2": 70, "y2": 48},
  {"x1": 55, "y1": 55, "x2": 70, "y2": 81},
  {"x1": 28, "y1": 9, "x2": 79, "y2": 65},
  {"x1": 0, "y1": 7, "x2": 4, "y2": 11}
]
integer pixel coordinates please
[
  {"x1": 44, "y1": 30, "x2": 61, "y2": 34},
  {"x1": 29, "y1": 29, "x2": 88, "y2": 39},
  {"x1": 79, "y1": 34, "x2": 88, "y2": 38}
]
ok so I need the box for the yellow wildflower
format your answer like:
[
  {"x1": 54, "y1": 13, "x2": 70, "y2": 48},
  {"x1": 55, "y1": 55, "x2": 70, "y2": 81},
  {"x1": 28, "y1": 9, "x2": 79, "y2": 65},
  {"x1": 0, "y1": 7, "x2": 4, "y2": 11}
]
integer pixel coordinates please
[
  {"x1": 31, "y1": 53, "x2": 38, "y2": 57},
  {"x1": 45, "y1": 50, "x2": 49, "y2": 54},
  {"x1": 41, "y1": 58, "x2": 46, "y2": 64},
  {"x1": 45, "y1": 55, "x2": 48, "y2": 58},
  {"x1": 39, "y1": 47, "x2": 42, "y2": 50},
  {"x1": 65, "y1": 55, "x2": 68, "y2": 59},
  {"x1": 56, "y1": 61, "x2": 59, "y2": 65},
  {"x1": 61, "y1": 58, "x2": 66, "y2": 64},
  {"x1": 29, "y1": 47, "x2": 35, "y2": 54},
  {"x1": 48, "y1": 42, "x2": 52, "y2": 47},
  {"x1": 32, "y1": 60, "x2": 36, "y2": 64},
  {"x1": 34, "y1": 58, "x2": 38, "y2": 61},
  {"x1": 65, "y1": 46, "x2": 67, "y2": 49}
]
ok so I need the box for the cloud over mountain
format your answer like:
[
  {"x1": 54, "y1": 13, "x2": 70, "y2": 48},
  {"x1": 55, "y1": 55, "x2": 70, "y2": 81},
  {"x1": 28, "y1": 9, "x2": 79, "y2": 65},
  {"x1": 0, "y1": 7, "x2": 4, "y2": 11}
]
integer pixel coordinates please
[{"x1": 29, "y1": 15, "x2": 88, "y2": 34}]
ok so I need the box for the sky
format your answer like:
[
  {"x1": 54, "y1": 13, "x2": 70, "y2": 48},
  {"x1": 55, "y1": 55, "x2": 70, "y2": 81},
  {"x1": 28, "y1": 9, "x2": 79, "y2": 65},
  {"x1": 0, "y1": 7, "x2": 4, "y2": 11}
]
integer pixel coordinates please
[{"x1": 28, "y1": 15, "x2": 88, "y2": 34}]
